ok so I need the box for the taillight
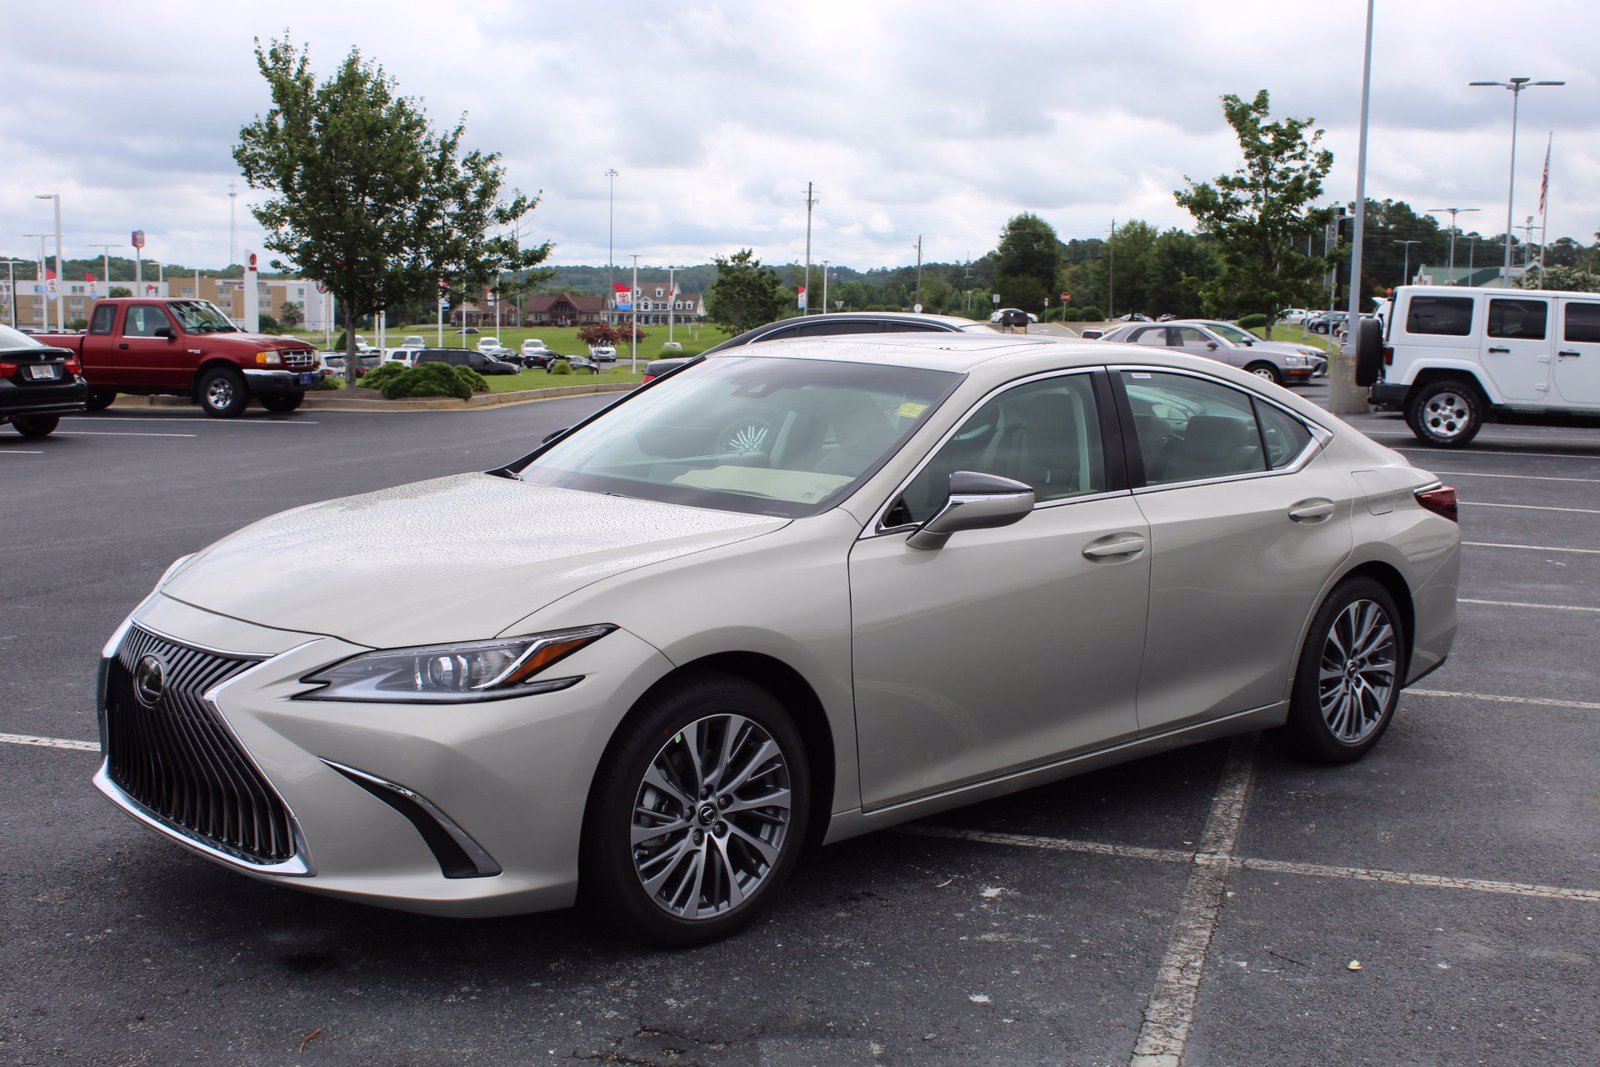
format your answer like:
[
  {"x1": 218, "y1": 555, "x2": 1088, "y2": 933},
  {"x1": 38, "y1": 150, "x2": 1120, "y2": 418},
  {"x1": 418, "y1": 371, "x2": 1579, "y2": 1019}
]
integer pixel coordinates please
[
  {"x1": 1415, "y1": 484, "x2": 1458, "y2": 522},
  {"x1": 65, "y1": 357, "x2": 82, "y2": 375},
  {"x1": 0, "y1": 361, "x2": 16, "y2": 377},
  {"x1": 641, "y1": 374, "x2": 656, "y2": 384},
  {"x1": 1382, "y1": 345, "x2": 1393, "y2": 366}
]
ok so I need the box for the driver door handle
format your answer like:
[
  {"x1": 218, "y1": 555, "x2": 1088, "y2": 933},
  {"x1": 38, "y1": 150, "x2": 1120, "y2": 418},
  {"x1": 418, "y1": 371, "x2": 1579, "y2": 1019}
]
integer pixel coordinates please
[
  {"x1": 1486, "y1": 346, "x2": 1511, "y2": 354},
  {"x1": 1288, "y1": 499, "x2": 1335, "y2": 523},
  {"x1": 1558, "y1": 350, "x2": 1582, "y2": 358},
  {"x1": 1082, "y1": 534, "x2": 1147, "y2": 560},
  {"x1": 117, "y1": 343, "x2": 129, "y2": 350}
]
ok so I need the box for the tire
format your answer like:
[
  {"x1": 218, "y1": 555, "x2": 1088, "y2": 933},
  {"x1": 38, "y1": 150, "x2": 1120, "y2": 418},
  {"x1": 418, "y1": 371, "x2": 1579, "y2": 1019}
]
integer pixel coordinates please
[
  {"x1": 1272, "y1": 577, "x2": 1406, "y2": 764},
  {"x1": 581, "y1": 671, "x2": 810, "y2": 947},
  {"x1": 198, "y1": 367, "x2": 249, "y2": 418},
  {"x1": 85, "y1": 389, "x2": 117, "y2": 412},
  {"x1": 1404, "y1": 378, "x2": 1482, "y2": 448},
  {"x1": 260, "y1": 393, "x2": 304, "y2": 414},
  {"x1": 1246, "y1": 362, "x2": 1282, "y2": 385},
  {"x1": 11, "y1": 414, "x2": 60, "y2": 439},
  {"x1": 1352, "y1": 318, "x2": 1384, "y2": 387}
]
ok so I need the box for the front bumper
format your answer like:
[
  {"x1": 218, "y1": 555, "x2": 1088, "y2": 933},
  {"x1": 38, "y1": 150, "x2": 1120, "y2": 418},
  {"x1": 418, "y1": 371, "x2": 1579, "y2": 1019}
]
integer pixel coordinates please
[
  {"x1": 94, "y1": 593, "x2": 672, "y2": 917},
  {"x1": 242, "y1": 368, "x2": 323, "y2": 396}
]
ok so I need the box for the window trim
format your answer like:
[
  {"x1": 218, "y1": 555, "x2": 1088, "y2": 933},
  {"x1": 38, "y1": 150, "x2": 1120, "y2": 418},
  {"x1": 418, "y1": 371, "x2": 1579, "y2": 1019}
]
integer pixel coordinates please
[
  {"x1": 863, "y1": 367, "x2": 1129, "y2": 539},
  {"x1": 1108, "y1": 364, "x2": 1330, "y2": 493}
]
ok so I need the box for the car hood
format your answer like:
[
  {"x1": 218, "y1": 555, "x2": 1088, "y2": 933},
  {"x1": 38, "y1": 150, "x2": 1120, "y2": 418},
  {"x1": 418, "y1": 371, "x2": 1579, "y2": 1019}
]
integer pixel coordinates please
[
  {"x1": 1244, "y1": 339, "x2": 1322, "y2": 358},
  {"x1": 161, "y1": 473, "x2": 788, "y2": 648}
]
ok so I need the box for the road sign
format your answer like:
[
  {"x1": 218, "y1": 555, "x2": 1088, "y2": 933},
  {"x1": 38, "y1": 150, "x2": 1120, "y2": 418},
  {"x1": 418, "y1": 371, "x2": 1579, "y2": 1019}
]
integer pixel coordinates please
[{"x1": 1061, "y1": 291, "x2": 1071, "y2": 302}]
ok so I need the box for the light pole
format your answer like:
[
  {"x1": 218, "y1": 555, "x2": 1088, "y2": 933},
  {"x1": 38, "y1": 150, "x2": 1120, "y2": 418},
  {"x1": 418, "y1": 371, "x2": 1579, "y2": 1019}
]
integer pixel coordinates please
[
  {"x1": 1331, "y1": 0, "x2": 1375, "y2": 416},
  {"x1": 89, "y1": 243, "x2": 121, "y2": 300},
  {"x1": 23, "y1": 233, "x2": 50, "y2": 330},
  {"x1": 1394, "y1": 240, "x2": 1421, "y2": 286},
  {"x1": 821, "y1": 260, "x2": 829, "y2": 315},
  {"x1": 1, "y1": 259, "x2": 18, "y2": 327},
  {"x1": 1427, "y1": 208, "x2": 1480, "y2": 279},
  {"x1": 605, "y1": 168, "x2": 619, "y2": 323},
  {"x1": 34, "y1": 194, "x2": 63, "y2": 330},
  {"x1": 1470, "y1": 76, "x2": 1564, "y2": 282}
]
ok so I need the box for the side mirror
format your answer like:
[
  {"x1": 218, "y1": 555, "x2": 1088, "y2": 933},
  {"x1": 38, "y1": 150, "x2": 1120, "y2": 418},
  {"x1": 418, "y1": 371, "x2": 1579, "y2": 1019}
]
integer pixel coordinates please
[
  {"x1": 1205, "y1": 341, "x2": 1220, "y2": 350},
  {"x1": 907, "y1": 471, "x2": 1035, "y2": 551},
  {"x1": 154, "y1": 326, "x2": 176, "y2": 341}
]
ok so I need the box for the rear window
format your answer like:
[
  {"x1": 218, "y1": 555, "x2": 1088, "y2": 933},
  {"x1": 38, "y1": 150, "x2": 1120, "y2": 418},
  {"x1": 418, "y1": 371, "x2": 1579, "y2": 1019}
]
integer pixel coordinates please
[
  {"x1": 1406, "y1": 296, "x2": 1473, "y2": 337},
  {"x1": 1563, "y1": 303, "x2": 1600, "y2": 344},
  {"x1": 1487, "y1": 298, "x2": 1547, "y2": 340}
]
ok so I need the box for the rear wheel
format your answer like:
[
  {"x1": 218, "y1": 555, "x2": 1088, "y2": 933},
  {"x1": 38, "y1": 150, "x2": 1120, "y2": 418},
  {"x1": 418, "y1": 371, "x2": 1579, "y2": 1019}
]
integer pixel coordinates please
[
  {"x1": 1246, "y1": 362, "x2": 1281, "y2": 385},
  {"x1": 198, "y1": 367, "x2": 249, "y2": 418},
  {"x1": 85, "y1": 390, "x2": 117, "y2": 412},
  {"x1": 582, "y1": 672, "x2": 810, "y2": 947},
  {"x1": 260, "y1": 393, "x2": 304, "y2": 414},
  {"x1": 1405, "y1": 378, "x2": 1482, "y2": 447},
  {"x1": 1272, "y1": 577, "x2": 1404, "y2": 764},
  {"x1": 11, "y1": 414, "x2": 60, "y2": 439}
]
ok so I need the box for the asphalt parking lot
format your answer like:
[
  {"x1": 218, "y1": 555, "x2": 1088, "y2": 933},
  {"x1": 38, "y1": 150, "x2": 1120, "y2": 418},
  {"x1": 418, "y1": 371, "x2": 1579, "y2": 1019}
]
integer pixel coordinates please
[{"x1": 3, "y1": 388, "x2": 1597, "y2": 1065}]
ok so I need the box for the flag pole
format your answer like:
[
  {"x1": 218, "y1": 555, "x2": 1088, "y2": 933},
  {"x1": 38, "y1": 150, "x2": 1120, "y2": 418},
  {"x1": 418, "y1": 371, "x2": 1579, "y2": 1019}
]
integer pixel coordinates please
[{"x1": 1538, "y1": 131, "x2": 1552, "y2": 280}]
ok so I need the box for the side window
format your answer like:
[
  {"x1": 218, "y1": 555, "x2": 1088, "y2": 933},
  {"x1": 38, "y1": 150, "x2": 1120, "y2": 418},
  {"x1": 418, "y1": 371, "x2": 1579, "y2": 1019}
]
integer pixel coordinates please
[
  {"x1": 1405, "y1": 296, "x2": 1473, "y2": 336},
  {"x1": 1253, "y1": 400, "x2": 1314, "y2": 469},
  {"x1": 1132, "y1": 328, "x2": 1170, "y2": 347},
  {"x1": 1487, "y1": 298, "x2": 1548, "y2": 340},
  {"x1": 1172, "y1": 327, "x2": 1210, "y2": 346},
  {"x1": 891, "y1": 374, "x2": 1107, "y2": 525},
  {"x1": 768, "y1": 320, "x2": 870, "y2": 341},
  {"x1": 1121, "y1": 371, "x2": 1266, "y2": 486},
  {"x1": 1564, "y1": 302, "x2": 1600, "y2": 343},
  {"x1": 89, "y1": 304, "x2": 116, "y2": 335},
  {"x1": 124, "y1": 305, "x2": 172, "y2": 337}
]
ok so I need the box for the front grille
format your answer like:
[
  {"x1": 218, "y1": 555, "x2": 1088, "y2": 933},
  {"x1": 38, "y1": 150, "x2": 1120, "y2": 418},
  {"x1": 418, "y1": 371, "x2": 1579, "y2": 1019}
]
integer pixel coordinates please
[
  {"x1": 103, "y1": 627, "x2": 297, "y2": 865},
  {"x1": 283, "y1": 350, "x2": 316, "y2": 370}
]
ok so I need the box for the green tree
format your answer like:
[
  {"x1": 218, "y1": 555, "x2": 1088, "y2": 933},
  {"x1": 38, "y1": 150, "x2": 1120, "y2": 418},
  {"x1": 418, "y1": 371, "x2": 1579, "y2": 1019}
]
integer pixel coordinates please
[
  {"x1": 279, "y1": 300, "x2": 304, "y2": 328},
  {"x1": 1520, "y1": 264, "x2": 1600, "y2": 292},
  {"x1": 705, "y1": 249, "x2": 783, "y2": 333},
  {"x1": 995, "y1": 213, "x2": 1063, "y2": 309},
  {"x1": 108, "y1": 286, "x2": 132, "y2": 298},
  {"x1": 234, "y1": 36, "x2": 548, "y2": 372},
  {"x1": 1174, "y1": 90, "x2": 1334, "y2": 329}
]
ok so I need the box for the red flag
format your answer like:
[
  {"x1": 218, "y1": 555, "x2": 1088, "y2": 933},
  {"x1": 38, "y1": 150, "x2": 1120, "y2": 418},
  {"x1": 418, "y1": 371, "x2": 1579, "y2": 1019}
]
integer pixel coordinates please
[
  {"x1": 613, "y1": 282, "x2": 632, "y2": 294},
  {"x1": 45, "y1": 268, "x2": 57, "y2": 280},
  {"x1": 85, "y1": 271, "x2": 97, "y2": 283}
]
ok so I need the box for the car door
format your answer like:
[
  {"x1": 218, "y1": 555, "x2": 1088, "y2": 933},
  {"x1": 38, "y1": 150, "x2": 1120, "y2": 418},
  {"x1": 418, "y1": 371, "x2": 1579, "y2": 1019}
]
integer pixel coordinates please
[
  {"x1": 1554, "y1": 298, "x2": 1600, "y2": 407},
  {"x1": 1481, "y1": 296, "x2": 1554, "y2": 402},
  {"x1": 848, "y1": 370, "x2": 1150, "y2": 810},
  {"x1": 1116, "y1": 368, "x2": 1352, "y2": 733},
  {"x1": 117, "y1": 304, "x2": 182, "y2": 388},
  {"x1": 80, "y1": 303, "x2": 123, "y2": 383},
  {"x1": 1170, "y1": 326, "x2": 1243, "y2": 369}
]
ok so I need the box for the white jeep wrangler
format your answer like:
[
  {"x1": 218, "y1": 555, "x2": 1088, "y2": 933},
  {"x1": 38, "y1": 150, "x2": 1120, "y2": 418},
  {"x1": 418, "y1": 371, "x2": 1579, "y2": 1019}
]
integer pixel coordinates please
[{"x1": 1363, "y1": 285, "x2": 1600, "y2": 447}]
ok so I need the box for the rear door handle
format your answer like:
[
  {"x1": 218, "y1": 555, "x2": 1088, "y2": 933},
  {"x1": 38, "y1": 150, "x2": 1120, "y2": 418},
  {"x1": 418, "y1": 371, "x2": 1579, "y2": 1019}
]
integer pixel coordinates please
[
  {"x1": 1083, "y1": 534, "x2": 1147, "y2": 560},
  {"x1": 117, "y1": 343, "x2": 129, "y2": 350},
  {"x1": 1486, "y1": 346, "x2": 1511, "y2": 354},
  {"x1": 1288, "y1": 499, "x2": 1335, "y2": 523},
  {"x1": 1558, "y1": 350, "x2": 1582, "y2": 358}
]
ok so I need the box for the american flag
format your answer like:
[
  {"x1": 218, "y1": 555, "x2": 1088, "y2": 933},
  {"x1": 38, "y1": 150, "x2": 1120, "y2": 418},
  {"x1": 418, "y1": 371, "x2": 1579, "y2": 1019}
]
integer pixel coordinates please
[{"x1": 1538, "y1": 135, "x2": 1551, "y2": 216}]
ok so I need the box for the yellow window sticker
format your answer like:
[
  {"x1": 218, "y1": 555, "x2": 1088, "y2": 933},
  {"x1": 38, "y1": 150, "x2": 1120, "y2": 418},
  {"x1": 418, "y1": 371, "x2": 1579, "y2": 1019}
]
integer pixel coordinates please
[{"x1": 896, "y1": 402, "x2": 929, "y2": 419}]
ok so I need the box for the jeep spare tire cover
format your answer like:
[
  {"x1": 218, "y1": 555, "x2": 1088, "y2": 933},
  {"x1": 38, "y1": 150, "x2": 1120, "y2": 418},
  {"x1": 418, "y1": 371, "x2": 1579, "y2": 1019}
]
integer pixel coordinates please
[{"x1": 1353, "y1": 318, "x2": 1384, "y2": 387}]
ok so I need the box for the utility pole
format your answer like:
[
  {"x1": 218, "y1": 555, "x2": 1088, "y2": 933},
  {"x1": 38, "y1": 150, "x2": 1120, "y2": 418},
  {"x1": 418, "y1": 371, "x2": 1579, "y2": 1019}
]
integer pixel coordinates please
[
  {"x1": 914, "y1": 237, "x2": 923, "y2": 310},
  {"x1": 1107, "y1": 219, "x2": 1116, "y2": 320},
  {"x1": 802, "y1": 181, "x2": 817, "y2": 315}
]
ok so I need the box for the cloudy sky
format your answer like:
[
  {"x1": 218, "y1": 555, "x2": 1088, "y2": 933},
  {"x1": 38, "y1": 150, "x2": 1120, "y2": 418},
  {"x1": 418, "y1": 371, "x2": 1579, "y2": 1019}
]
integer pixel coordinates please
[{"x1": 1, "y1": 0, "x2": 1594, "y2": 276}]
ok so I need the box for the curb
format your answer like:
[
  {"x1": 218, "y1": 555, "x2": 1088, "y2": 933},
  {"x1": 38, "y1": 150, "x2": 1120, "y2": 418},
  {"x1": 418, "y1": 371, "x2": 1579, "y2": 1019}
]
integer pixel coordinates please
[{"x1": 109, "y1": 382, "x2": 636, "y2": 413}]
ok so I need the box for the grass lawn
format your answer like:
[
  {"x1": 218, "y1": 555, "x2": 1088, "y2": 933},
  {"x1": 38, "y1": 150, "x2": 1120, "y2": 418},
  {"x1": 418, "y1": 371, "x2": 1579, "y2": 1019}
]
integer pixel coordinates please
[
  {"x1": 1249, "y1": 325, "x2": 1342, "y2": 354},
  {"x1": 485, "y1": 366, "x2": 644, "y2": 392}
]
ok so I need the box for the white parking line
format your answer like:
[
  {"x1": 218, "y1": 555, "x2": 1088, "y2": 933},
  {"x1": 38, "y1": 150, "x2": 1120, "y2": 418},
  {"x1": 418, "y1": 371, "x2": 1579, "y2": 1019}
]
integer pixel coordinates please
[
  {"x1": 1460, "y1": 598, "x2": 1600, "y2": 613},
  {"x1": 1130, "y1": 734, "x2": 1257, "y2": 1067},
  {"x1": 1461, "y1": 501, "x2": 1600, "y2": 515},
  {"x1": 0, "y1": 450, "x2": 45, "y2": 455},
  {"x1": 62, "y1": 416, "x2": 318, "y2": 425},
  {"x1": 53, "y1": 431, "x2": 198, "y2": 439},
  {"x1": 1395, "y1": 446, "x2": 1600, "y2": 462},
  {"x1": 1409, "y1": 688, "x2": 1600, "y2": 712},
  {"x1": 1463, "y1": 541, "x2": 1600, "y2": 555},
  {"x1": 0, "y1": 732, "x2": 99, "y2": 752},
  {"x1": 1232, "y1": 856, "x2": 1600, "y2": 904},
  {"x1": 1428, "y1": 469, "x2": 1600, "y2": 484}
]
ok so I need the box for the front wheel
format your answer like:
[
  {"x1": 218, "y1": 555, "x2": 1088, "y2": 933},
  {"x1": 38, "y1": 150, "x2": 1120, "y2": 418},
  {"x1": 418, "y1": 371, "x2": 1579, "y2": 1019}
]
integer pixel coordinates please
[
  {"x1": 1246, "y1": 362, "x2": 1282, "y2": 385},
  {"x1": 582, "y1": 672, "x2": 810, "y2": 946},
  {"x1": 1272, "y1": 577, "x2": 1405, "y2": 764},
  {"x1": 197, "y1": 367, "x2": 249, "y2": 418},
  {"x1": 1405, "y1": 379, "x2": 1482, "y2": 448},
  {"x1": 260, "y1": 393, "x2": 304, "y2": 414},
  {"x1": 11, "y1": 414, "x2": 60, "y2": 438}
]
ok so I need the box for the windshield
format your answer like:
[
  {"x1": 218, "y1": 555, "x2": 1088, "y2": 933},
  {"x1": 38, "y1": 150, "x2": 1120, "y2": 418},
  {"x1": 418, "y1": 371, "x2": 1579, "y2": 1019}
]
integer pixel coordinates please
[
  {"x1": 513, "y1": 356, "x2": 961, "y2": 518},
  {"x1": 169, "y1": 300, "x2": 238, "y2": 334},
  {"x1": 0, "y1": 324, "x2": 43, "y2": 348},
  {"x1": 1206, "y1": 322, "x2": 1254, "y2": 345}
]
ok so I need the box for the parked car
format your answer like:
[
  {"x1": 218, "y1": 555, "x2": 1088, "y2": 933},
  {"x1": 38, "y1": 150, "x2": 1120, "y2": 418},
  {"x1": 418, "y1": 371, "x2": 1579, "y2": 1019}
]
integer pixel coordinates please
[
  {"x1": 1, "y1": 323, "x2": 87, "y2": 437},
  {"x1": 1366, "y1": 284, "x2": 1600, "y2": 447},
  {"x1": 988, "y1": 307, "x2": 1039, "y2": 323},
  {"x1": 644, "y1": 311, "x2": 991, "y2": 380},
  {"x1": 456, "y1": 327, "x2": 480, "y2": 335},
  {"x1": 380, "y1": 348, "x2": 417, "y2": 366},
  {"x1": 94, "y1": 333, "x2": 1459, "y2": 946},
  {"x1": 1279, "y1": 308, "x2": 1310, "y2": 325},
  {"x1": 522, "y1": 339, "x2": 549, "y2": 356},
  {"x1": 39, "y1": 299, "x2": 322, "y2": 417},
  {"x1": 1097, "y1": 320, "x2": 1324, "y2": 385},
  {"x1": 400, "y1": 336, "x2": 426, "y2": 349},
  {"x1": 588, "y1": 344, "x2": 618, "y2": 362},
  {"x1": 1305, "y1": 311, "x2": 1349, "y2": 335},
  {"x1": 415, "y1": 348, "x2": 520, "y2": 375},
  {"x1": 321, "y1": 352, "x2": 381, "y2": 377}
]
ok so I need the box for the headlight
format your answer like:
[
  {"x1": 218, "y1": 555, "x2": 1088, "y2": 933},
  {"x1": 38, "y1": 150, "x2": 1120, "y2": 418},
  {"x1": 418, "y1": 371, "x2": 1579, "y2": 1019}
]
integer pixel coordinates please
[
  {"x1": 255, "y1": 350, "x2": 283, "y2": 365},
  {"x1": 298, "y1": 625, "x2": 615, "y2": 704},
  {"x1": 1283, "y1": 355, "x2": 1309, "y2": 367}
]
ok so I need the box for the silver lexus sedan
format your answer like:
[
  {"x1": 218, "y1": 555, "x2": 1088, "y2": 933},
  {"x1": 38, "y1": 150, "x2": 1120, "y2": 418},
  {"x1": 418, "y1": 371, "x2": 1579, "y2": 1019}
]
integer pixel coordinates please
[{"x1": 95, "y1": 335, "x2": 1460, "y2": 945}]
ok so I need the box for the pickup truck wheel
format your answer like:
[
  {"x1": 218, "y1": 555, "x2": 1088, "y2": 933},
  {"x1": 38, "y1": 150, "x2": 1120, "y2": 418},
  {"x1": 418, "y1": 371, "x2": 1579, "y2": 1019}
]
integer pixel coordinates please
[
  {"x1": 11, "y1": 415, "x2": 60, "y2": 439},
  {"x1": 261, "y1": 393, "x2": 304, "y2": 414},
  {"x1": 198, "y1": 367, "x2": 249, "y2": 418},
  {"x1": 85, "y1": 390, "x2": 117, "y2": 412},
  {"x1": 1405, "y1": 379, "x2": 1482, "y2": 448}
]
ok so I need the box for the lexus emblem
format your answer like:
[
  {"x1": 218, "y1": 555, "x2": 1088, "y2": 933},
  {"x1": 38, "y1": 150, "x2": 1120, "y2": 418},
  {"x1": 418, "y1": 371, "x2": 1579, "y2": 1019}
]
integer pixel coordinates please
[{"x1": 133, "y1": 655, "x2": 166, "y2": 708}]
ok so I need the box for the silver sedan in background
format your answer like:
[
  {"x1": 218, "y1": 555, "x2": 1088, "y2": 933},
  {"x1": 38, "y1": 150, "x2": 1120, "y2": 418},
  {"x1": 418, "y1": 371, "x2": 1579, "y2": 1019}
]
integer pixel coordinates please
[
  {"x1": 94, "y1": 335, "x2": 1459, "y2": 945},
  {"x1": 1100, "y1": 319, "x2": 1327, "y2": 385}
]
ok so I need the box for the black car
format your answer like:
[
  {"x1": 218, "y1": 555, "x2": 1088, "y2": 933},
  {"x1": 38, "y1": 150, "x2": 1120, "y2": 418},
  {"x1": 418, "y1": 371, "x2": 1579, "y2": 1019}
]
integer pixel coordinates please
[
  {"x1": 414, "y1": 349, "x2": 520, "y2": 375},
  {"x1": 1, "y1": 324, "x2": 88, "y2": 438},
  {"x1": 642, "y1": 311, "x2": 989, "y2": 381}
]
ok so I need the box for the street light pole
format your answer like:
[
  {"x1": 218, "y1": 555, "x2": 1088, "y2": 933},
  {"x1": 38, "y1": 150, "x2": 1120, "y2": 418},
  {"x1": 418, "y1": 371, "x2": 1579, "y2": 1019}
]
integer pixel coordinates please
[
  {"x1": 1470, "y1": 76, "x2": 1563, "y2": 283},
  {"x1": 821, "y1": 260, "x2": 829, "y2": 315},
  {"x1": 23, "y1": 233, "x2": 50, "y2": 331},
  {"x1": 1427, "y1": 208, "x2": 1480, "y2": 279},
  {"x1": 35, "y1": 194, "x2": 63, "y2": 330},
  {"x1": 1330, "y1": 0, "x2": 1376, "y2": 415},
  {"x1": 605, "y1": 169, "x2": 619, "y2": 324},
  {"x1": 1394, "y1": 240, "x2": 1421, "y2": 286},
  {"x1": 89, "y1": 244, "x2": 120, "y2": 300},
  {"x1": 1, "y1": 259, "x2": 17, "y2": 327}
]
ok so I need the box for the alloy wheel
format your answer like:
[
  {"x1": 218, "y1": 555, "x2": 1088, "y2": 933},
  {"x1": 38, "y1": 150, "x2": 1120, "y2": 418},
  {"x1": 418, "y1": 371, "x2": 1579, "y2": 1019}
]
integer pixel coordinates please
[
  {"x1": 1318, "y1": 599, "x2": 1397, "y2": 744},
  {"x1": 206, "y1": 377, "x2": 235, "y2": 409},
  {"x1": 630, "y1": 713, "x2": 793, "y2": 920},
  {"x1": 1420, "y1": 391, "x2": 1471, "y2": 441}
]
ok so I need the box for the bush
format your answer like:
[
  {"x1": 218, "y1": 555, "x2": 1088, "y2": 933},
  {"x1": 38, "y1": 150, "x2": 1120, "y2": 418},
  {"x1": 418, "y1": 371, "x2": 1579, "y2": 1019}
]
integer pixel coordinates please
[
  {"x1": 548, "y1": 359, "x2": 574, "y2": 376},
  {"x1": 1076, "y1": 306, "x2": 1104, "y2": 321},
  {"x1": 376, "y1": 361, "x2": 486, "y2": 400},
  {"x1": 258, "y1": 314, "x2": 284, "y2": 335},
  {"x1": 360, "y1": 362, "x2": 407, "y2": 391},
  {"x1": 313, "y1": 375, "x2": 343, "y2": 391},
  {"x1": 67, "y1": 317, "x2": 89, "y2": 331},
  {"x1": 1238, "y1": 313, "x2": 1269, "y2": 329},
  {"x1": 660, "y1": 341, "x2": 683, "y2": 353},
  {"x1": 454, "y1": 365, "x2": 488, "y2": 393}
]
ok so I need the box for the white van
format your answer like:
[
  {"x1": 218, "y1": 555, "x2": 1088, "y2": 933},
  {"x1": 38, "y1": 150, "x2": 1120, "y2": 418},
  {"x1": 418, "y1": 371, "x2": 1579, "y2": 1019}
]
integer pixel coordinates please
[{"x1": 1366, "y1": 284, "x2": 1600, "y2": 446}]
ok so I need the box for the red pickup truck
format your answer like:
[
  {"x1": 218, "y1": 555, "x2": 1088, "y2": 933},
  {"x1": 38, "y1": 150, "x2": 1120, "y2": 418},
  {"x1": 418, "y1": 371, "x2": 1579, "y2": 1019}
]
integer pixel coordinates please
[{"x1": 41, "y1": 298, "x2": 323, "y2": 417}]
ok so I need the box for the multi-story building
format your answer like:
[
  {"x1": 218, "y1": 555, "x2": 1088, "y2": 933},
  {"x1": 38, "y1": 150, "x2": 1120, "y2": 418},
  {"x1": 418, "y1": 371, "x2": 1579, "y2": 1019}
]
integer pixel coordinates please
[{"x1": 605, "y1": 284, "x2": 706, "y2": 327}]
